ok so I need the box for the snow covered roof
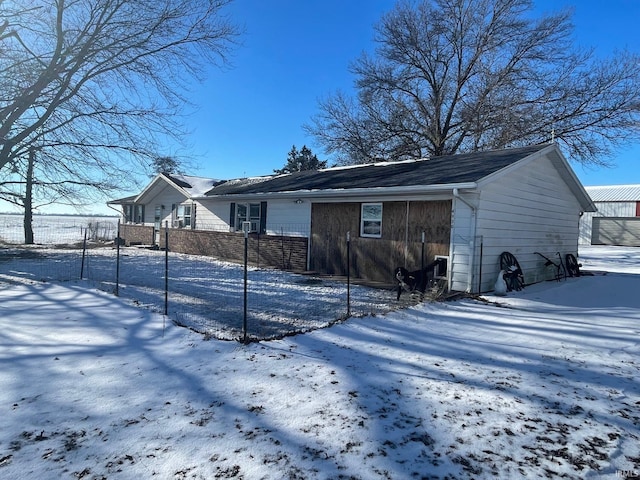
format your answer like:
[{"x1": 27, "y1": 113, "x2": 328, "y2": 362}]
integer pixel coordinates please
[
  {"x1": 584, "y1": 184, "x2": 640, "y2": 202},
  {"x1": 126, "y1": 173, "x2": 222, "y2": 204},
  {"x1": 162, "y1": 174, "x2": 223, "y2": 197}
]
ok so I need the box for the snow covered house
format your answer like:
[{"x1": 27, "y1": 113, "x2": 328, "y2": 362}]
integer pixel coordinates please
[
  {"x1": 109, "y1": 144, "x2": 595, "y2": 293},
  {"x1": 579, "y1": 184, "x2": 640, "y2": 246}
]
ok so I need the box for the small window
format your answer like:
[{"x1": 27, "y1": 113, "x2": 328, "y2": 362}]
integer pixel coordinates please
[
  {"x1": 154, "y1": 205, "x2": 162, "y2": 230},
  {"x1": 134, "y1": 204, "x2": 145, "y2": 224},
  {"x1": 174, "y1": 204, "x2": 193, "y2": 228},
  {"x1": 234, "y1": 202, "x2": 264, "y2": 233},
  {"x1": 183, "y1": 205, "x2": 192, "y2": 227},
  {"x1": 249, "y1": 203, "x2": 260, "y2": 231},
  {"x1": 361, "y1": 203, "x2": 382, "y2": 238},
  {"x1": 123, "y1": 204, "x2": 133, "y2": 223}
]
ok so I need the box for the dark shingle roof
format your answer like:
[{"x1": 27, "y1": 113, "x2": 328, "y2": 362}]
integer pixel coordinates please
[
  {"x1": 206, "y1": 144, "x2": 548, "y2": 196},
  {"x1": 107, "y1": 195, "x2": 137, "y2": 205}
]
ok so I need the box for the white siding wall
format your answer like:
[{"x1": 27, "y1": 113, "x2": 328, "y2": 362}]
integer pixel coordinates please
[
  {"x1": 449, "y1": 199, "x2": 475, "y2": 292},
  {"x1": 195, "y1": 200, "x2": 232, "y2": 231},
  {"x1": 142, "y1": 190, "x2": 188, "y2": 227},
  {"x1": 265, "y1": 199, "x2": 311, "y2": 237},
  {"x1": 476, "y1": 155, "x2": 582, "y2": 292},
  {"x1": 579, "y1": 202, "x2": 636, "y2": 245},
  {"x1": 195, "y1": 198, "x2": 311, "y2": 237}
]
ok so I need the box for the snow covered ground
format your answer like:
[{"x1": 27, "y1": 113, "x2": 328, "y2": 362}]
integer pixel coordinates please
[
  {"x1": 0, "y1": 245, "x2": 638, "y2": 479},
  {"x1": 0, "y1": 245, "x2": 401, "y2": 340},
  {"x1": 0, "y1": 214, "x2": 117, "y2": 244}
]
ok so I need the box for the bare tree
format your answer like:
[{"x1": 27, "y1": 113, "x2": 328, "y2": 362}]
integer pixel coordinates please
[
  {"x1": 306, "y1": 0, "x2": 640, "y2": 165},
  {"x1": 0, "y1": 0, "x2": 239, "y2": 210}
]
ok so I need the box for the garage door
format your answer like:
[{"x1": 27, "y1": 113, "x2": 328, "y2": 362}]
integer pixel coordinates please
[{"x1": 591, "y1": 217, "x2": 640, "y2": 246}]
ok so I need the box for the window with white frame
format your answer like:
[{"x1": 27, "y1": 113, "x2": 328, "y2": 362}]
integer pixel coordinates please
[
  {"x1": 230, "y1": 202, "x2": 267, "y2": 234},
  {"x1": 174, "y1": 203, "x2": 193, "y2": 228},
  {"x1": 236, "y1": 203, "x2": 260, "y2": 232},
  {"x1": 361, "y1": 203, "x2": 382, "y2": 238}
]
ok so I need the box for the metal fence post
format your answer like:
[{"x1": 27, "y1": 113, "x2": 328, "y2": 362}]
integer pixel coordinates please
[
  {"x1": 478, "y1": 236, "x2": 484, "y2": 294},
  {"x1": 115, "y1": 220, "x2": 120, "y2": 296},
  {"x1": 164, "y1": 221, "x2": 169, "y2": 316},
  {"x1": 421, "y1": 231, "x2": 425, "y2": 271},
  {"x1": 80, "y1": 228, "x2": 88, "y2": 279},
  {"x1": 346, "y1": 231, "x2": 351, "y2": 318},
  {"x1": 243, "y1": 221, "x2": 250, "y2": 342}
]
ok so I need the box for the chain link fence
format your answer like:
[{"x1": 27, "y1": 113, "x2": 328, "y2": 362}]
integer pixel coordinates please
[{"x1": 0, "y1": 216, "x2": 401, "y2": 341}]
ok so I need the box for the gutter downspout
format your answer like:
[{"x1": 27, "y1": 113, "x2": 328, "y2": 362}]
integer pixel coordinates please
[
  {"x1": 453, "y1": 188, "x2": 477, "y2": 293},
  {"x1": 107, "y1": 203, "x2": 123, "y2": 219}
]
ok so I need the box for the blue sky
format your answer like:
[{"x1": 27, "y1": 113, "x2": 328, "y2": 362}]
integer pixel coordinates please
[
  {"x1": 183, "y1": 0, "x2": 640, "y2": 189},
  {"x1": 3, "y1": 0, "x2": 638, "y2": 215}
]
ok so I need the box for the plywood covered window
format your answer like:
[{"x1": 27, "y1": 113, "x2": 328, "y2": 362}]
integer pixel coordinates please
[{"x1": 361, "y1": 203, "x2": 382, "y2": 238}]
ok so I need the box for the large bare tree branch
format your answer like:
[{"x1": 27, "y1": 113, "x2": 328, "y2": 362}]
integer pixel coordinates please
[
  {"x1": 306, "y1": 0, "x2": 640, "y2": 165},
  {"x1": 0, "y1": 0, "x2": 239, "y2": 178}
]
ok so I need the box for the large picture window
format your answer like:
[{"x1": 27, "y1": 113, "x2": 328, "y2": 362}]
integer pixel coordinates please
[{"x1": 361, "y1": 203, "x2": 382, "y2": 238}]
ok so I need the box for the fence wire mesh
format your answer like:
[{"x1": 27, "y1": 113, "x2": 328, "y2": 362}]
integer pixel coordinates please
[{"x1": 0, "y1": 216, "x2": 400, "y2": 341}]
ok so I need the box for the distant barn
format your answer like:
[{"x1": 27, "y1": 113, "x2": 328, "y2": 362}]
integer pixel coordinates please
[{"x1": 580, "y1": 184, "x2": 640, "y2": 246}]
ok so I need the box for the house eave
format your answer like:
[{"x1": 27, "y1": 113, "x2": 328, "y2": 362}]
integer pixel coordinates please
[{"x1": 196, "y1": 182, "x2": 479, "y2": 201}]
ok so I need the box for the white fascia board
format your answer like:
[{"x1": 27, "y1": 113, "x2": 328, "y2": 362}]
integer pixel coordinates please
[{"x1": 195, "y1": 182, "x2": 478, "y2": 202}]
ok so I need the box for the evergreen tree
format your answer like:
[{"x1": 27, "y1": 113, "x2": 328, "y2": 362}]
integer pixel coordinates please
[
  {"x1": 153, "y1": 156, "x2": 182, "y2": 175},
  {"x1": 274, "y1": 145, "x2": 327, "y2": 174}
]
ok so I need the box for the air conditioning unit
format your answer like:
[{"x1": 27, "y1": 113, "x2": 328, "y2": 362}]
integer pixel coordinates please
[{"x1": 433, "y1": 255, "x2": 449, "y2": 279}]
